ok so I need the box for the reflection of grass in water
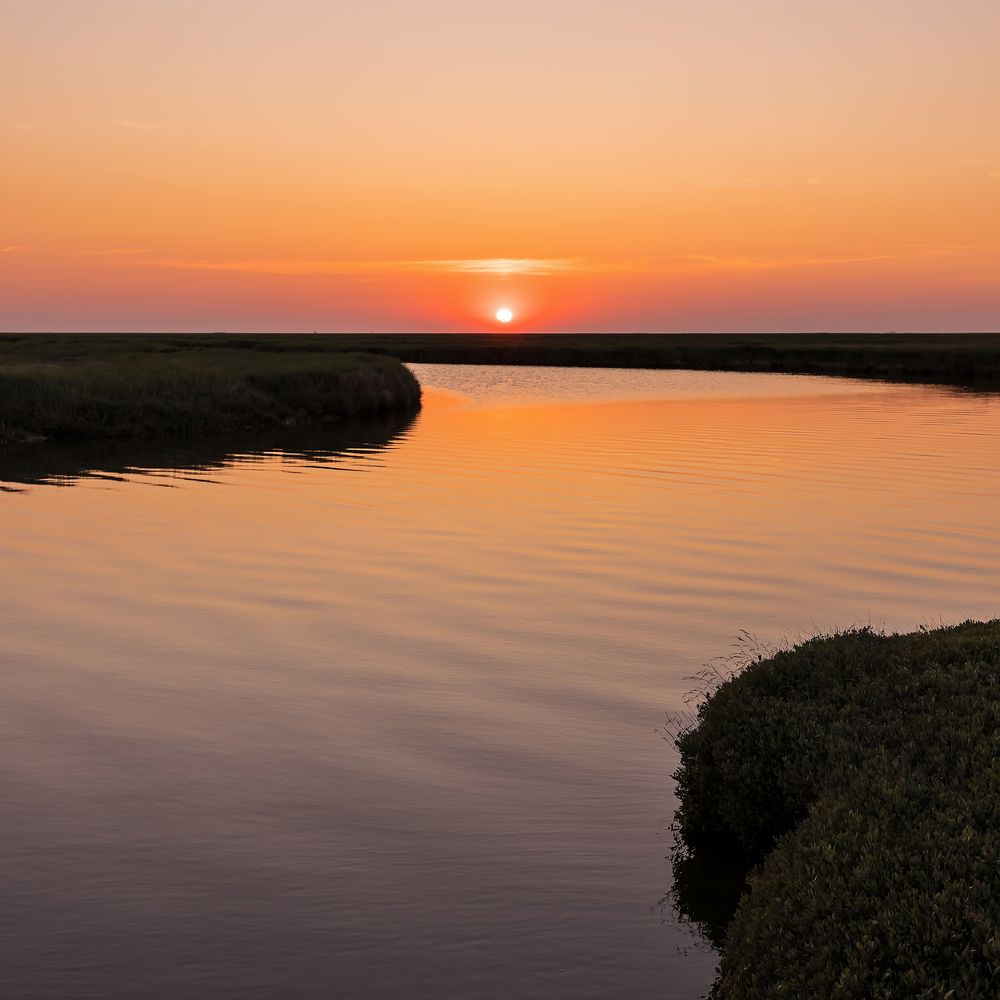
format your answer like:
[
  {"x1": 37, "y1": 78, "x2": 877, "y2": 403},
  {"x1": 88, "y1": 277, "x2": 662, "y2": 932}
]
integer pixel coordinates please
[
  {"x1": 659, "y1": 631, "x2": 772, "y2": 952},
  {"x1": 670, "y1": 621, "x2": 1000, "y2": 997},
  {"x1": 0, "y1": 337, "x2": 420, "y2": 446},
  {"x1": 0, "y1": 409, "x2": 418, "y2": 489}
]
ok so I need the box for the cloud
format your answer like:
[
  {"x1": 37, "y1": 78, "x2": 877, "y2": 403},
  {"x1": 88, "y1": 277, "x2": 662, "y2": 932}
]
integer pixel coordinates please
[
  {"x1": 0, "y1": 244, "x2": 22, "y2": 253},
  {"x1": 693, "y1": 176, "x2": 772, "y2": 189},
  {"x1": 108, "y1": 249, "x2": 949, "y2": 279},
  {"x1": 666, "y1": 252, "x2": 901, "y2": 272},
  {"x1": 78, "y1": 248, "x2": 150, "y2": 256},
  {"x1": 892, "y1": 243, "x2": 1000, "y2": 253},
  {"x1": 432, "y1": 258, "x2": 582, "y2": 275},
  {"x1": 960, "y1": 274, "x2": 1000, "y2": 284},
  {"x1": 122, "y1": 256, "x2": 592, "y2": 277},
  {"x1": 117, "y1": 120, "x2": 165, "y2": 131},
  {"x1": 954, "y1": 157, "x2": 1000, "y2": 178}
]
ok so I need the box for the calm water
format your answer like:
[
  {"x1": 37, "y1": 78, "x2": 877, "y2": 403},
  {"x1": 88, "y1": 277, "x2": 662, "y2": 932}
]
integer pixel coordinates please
[{"x1": 2, "y1": 365, "x2": 1000, "y2": 999}]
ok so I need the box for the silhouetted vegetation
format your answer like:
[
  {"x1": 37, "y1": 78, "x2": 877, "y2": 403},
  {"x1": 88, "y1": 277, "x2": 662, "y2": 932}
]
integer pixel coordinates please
[
  {"x1": 322, "y1": 332, "x2": 1000, "y2": 387},
  {"x1": 672, "y1": 621, "x2": 1000, "y2": 998},
  {"x1": 0, "y1": 336, "x2": 420, "y2": 445},
  {"x1": 5, "y1": 332, "x2": 1000, "y2": 390}
]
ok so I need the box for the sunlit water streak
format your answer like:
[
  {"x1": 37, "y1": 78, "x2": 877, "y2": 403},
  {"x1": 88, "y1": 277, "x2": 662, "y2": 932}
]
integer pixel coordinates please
[{"x1": 1, "y1": 365, "x2": 999, "y2": 999}]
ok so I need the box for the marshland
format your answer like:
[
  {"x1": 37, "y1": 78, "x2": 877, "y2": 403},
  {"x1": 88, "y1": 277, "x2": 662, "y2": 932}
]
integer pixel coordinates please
[{"x1": 5, "y1": 332, "x2": 1000, "y2": 450}]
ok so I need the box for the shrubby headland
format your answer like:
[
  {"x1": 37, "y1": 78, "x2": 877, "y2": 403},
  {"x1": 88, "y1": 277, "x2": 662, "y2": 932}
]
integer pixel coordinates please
[{"x1": 672, "y1": 621, "x2": 1000, "y2": 999}]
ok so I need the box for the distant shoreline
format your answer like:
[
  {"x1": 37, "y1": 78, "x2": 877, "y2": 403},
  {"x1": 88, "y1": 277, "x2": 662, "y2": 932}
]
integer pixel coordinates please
[
  {"x1": 323, "y1": 331, "x2": 1000, "y2": 388},
  {"x1": 6, "y1": 332, "x2": 1000, "y2": 390}
]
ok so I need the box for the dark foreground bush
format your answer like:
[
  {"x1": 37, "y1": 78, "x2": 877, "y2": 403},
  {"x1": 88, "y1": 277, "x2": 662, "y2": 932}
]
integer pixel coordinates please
[
  {"x1": 0, "y1": 349, "x2": 420, "y2": 444},
  {"x1": 673, "y1": 621, "x2": 1000, "y2": 998}
]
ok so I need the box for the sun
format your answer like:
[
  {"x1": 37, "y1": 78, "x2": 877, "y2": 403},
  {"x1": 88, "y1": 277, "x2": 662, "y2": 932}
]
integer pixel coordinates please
[{"x1": 495, "y1": 307, "x2": 514, "y2": 324}]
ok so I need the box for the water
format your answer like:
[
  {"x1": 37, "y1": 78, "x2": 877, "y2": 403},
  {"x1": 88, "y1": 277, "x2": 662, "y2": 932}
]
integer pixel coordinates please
[{"x1": 2, "y1": 365, "x2": 999, "y2": 999}]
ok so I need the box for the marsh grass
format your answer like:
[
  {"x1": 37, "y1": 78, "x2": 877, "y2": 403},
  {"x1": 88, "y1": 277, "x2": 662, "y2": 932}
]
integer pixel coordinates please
[
  {"x1": 6, "y1": 332, "x2": 1000, "y2": 391},
  {"x1": 150, "y1": 332, "x2": 1000, "y2": 388},
  {"x1": 0, "y1": 340, "x2": 420, "y2": 445}
]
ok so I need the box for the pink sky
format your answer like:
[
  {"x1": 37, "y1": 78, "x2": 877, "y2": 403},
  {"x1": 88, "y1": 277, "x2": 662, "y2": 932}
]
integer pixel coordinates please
[{"x1": 3, "y1": 0, "x2": 999, "y2": 331}]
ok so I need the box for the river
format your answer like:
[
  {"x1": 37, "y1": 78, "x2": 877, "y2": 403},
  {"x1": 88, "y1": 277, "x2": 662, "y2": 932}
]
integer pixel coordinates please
[{"x1": 2, "y1": 365, "x2": 999, "y2": 999}]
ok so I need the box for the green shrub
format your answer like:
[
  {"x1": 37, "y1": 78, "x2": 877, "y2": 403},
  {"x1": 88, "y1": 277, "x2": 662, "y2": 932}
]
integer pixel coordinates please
[{"x1": 673, "y1": 621, "x2": 1000, "y2": 998}]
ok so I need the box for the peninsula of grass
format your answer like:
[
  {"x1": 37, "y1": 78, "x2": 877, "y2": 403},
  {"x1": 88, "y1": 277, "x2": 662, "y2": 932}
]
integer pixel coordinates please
[
  {"x1": 0, "y1": 336, "x2": 421, "y2": 446},
  {"x1": 672, "y1": 620, "x2": 1000, "y2": 998}
]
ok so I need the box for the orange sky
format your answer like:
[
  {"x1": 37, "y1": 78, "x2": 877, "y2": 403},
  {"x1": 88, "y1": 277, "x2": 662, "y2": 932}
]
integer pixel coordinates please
[{"x1": 3, "y1": 1, "x2": 999, "y2": 332}]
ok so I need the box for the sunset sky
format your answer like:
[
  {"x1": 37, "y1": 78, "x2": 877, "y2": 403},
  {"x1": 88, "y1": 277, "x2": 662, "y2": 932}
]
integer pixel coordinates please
[{"x1": 3, "y1": 0, "x2": 999, "y2": 332}]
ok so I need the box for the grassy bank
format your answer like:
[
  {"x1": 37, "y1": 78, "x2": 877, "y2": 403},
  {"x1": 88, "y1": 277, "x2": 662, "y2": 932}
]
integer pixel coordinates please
[
  {"x1": 0, "y1": 336, "x2": 420, "y2": 445},
  {"x1": 672, "y1": 621, "x2": 1000, "y2": 998},
  {"x1": 5, "y1": 333, "x2": 1000, "y2": 388}
]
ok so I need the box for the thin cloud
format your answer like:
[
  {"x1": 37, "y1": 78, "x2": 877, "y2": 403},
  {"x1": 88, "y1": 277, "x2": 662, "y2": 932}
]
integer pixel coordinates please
[
  {"x1": 954, "y1": 157, "x2": 1000, "y2": 179},
  {"x1": 689, "y1": 176, "x2": 825, "y2": 189},
  {"x1": 433, "y1": 258, "x2": 582, "y2": 275},
  {"x1": 79, "y1": 248, "x2": 151, "y2": 256},
  {"x1": 892, "y1": 242, "x2": 1000, "y2": 253},
  {"x1": 666, "y1": 253, "x2": 902, "y2": 272},
  {"x1": 693, "y1": 176, "x2": 772, "y2": 189},
  {"x1": 117, "y1": 120, "x2": 165, "y2": 131},
  {"x1": 0, "y1": 244, "x2": 22, "y2": 253},
  {"x1": 114, "y1": 249, "x2": 942, "y2": 279},
  {"x1": 125, "y1": 257, "x2": 593, "y2": 277},
  {"x1": 960, "y1": 274, "x2": 1000, "y2": 284}
]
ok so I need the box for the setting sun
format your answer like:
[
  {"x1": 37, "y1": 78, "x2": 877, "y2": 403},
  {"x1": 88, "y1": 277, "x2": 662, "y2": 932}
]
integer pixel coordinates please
[{"x1": 496, "y1": 308, "x2": 514, "y2": 324}]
